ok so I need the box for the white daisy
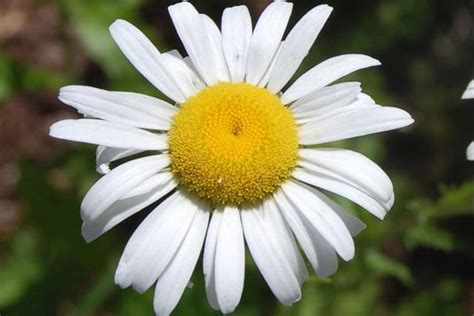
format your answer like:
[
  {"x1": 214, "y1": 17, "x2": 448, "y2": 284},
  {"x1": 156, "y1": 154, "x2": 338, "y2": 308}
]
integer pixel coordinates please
[
  {"x1": 50, "y1": 2, "x2": 414, "y2": 315},
  {"x1": 462, "y1": 80, "x2": 474, "y2": 160}
]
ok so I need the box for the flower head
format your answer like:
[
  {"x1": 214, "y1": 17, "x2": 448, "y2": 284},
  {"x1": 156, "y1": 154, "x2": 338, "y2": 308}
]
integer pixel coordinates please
[{"x1": 50, "y1": 2, "x2": 414, "y2": 315}]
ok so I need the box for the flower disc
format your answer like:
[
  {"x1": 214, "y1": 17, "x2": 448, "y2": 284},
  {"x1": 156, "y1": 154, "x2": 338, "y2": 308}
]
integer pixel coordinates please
[{"x1": 168, "y1": 82, "x2": 298, "y2": 205}]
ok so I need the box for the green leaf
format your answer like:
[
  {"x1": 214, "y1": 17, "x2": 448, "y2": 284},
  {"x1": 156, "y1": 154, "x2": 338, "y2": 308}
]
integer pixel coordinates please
[
  {"x1": 59, "y1": 0, "x2": 164, "y2": 97},
  {"x1": 405, "y1": 225, "x2": 456, "y2": 251},
  {"x1": 365, "y1": 249, "x2": 413, "y2": 286},
  {"x1": 0, "y1": 229, "x2": 43, "y2": 308},
  {"x1": 0, "y1": 54, "x2": 15, "y2": 101},
  {"x1": 75, "y1": 258, "x2": 118, "y2": 316}
]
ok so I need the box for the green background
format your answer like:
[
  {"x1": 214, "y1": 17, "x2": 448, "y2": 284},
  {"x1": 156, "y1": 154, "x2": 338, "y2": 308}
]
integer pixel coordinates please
[{"x1": 0, "y1": 0, "x2": 473, "y2": 315}]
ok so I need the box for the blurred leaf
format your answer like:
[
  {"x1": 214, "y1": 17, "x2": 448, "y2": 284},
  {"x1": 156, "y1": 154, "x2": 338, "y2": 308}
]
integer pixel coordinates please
[
  {"x1": 405, "y1": 225, "x2": 456, "y2": 251},
  {"x1": 0, "y1": 53, "x2": 63, "y2": 99},
  {"x1": 365, "y1": 249, "x2": 413, "y2": 286},
  {"x1": 59, "y1": 0, "x2": 164, "y2": 97},
  {"x1": 75, "y1": 257, "x2": 118, "y2": 316},
  {"x1": 437, "y1": 181, "x2": 474, "y2": 217},
  {"x1": 394, "y1": 279, "x2": 463, "y2": 316},
  {"x1": 0, "y1": 54, "x2": 15, "y2": 101},
  {"x1": 377, "y1": 0, "x2": 430, "y2": 39},
  {"x1": 408, "y1": 181, "x2": 474, "y2": 222},
  {"x1": 20, "y1": 65, "x2": 65, "y2": 93},
  {"x1": 60, "y1": 0, "x2": 146, "y2": 67},
  {"x1": 0, "y1": 229, "x2": 43, "y2": 308}
]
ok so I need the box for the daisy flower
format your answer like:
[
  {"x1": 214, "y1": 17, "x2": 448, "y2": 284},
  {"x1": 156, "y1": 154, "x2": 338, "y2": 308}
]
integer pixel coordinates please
[
  {"x1": 462, "y1": 80, "x2": 474, "y2": 160},
  {"x1": 50, "y1": 2, "x2": 414, "y2": 315}
]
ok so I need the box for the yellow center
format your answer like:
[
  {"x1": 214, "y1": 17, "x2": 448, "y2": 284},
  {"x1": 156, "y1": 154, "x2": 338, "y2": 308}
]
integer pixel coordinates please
[{"x1": 168, "y1": 82, "x2": 298, "y2": 205}]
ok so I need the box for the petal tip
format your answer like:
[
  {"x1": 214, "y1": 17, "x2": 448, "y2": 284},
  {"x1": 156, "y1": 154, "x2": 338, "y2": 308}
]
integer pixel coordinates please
[
  {"x1": 80, "y1": 203, "x2": 94, "y2": 223},
  {"x1": 109, "y1": 19, "x2": 124, "y2": 31},
  {"x1": 111, "y1": 18, "x2": 127, "y2": 26},
  {"x1": 220, "y1": 305, "x2": 238, "y2": 315},
  {"x1": 399, "y1": 116, "x2": 415, "y2": 129},
  {"x1": 48, "y1": 123, "x2": 57, "y2": 136},
  {"x1": 340, "y1": 249, "x2": 355, "y2": 262},
  {"x1": 132, "y1": 283, "x2": 149, "y2": 295},
  {"x1": 316, "y1": 264, "x2": 339, "y2": 278},
  {"x1": 376, "y1": 211, "x2": 387, "y2": 220},
  {"x1": 168, "y1": 1, "x2": 194, "y2": 12},
  {"x1": 58, "y1": 85, "x2": 69, "y2": 94},
  {"x1": 319, "y1": 4, "x2": 334, "y2": 12},
  {"x1": 48, "y1": 120, "x2": 68, "y2": 138},
  {"x1": 109, "y1": 19, "x2": 134, "y2": 36},
  {"x1": 369, "y1": 56, "x2": 382, "y2": 66},
  {"x1": 114, "y1": 261, "x2": 132, "y2": 289},
  {"x1": 81, "y1": 229, "x2": 96, "y2": 244}
]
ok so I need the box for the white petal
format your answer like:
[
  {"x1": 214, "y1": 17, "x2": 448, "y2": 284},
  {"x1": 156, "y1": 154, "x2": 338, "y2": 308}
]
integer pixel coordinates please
[
  {"x1": 311, "y1": 190, "x2": 366, "y2": 237},
  {"x1": 109, "y1": 20, "x2": 185, "y2": 102},
  {"x1": 298, "y1": 106, "x2": 414, "y2": 145},
  {"x1": 274, "y1": 189, "x2": 338, "y2": 278},
  {"x1": 245, "y1": 1, "x2": 293, "y2": 85},
  {"x1": 130, "y1": 193, "x2": 203, "y2": 293},
  {"x1": 59, "y1": 86, "x2": 177, "y2": 130},
  {"x1": 122, "y1": 173, "x2": 173, "y2": 199},
  {"x1": 467, "y1": 142, "x2": 474, "y2": 160},
  {"x1": 200, "y1": 14, "x2": 231, "y2": 82},
  {"x1": 291, "y1": 82, "x2": 361, "y2": 109},
  {"x1": 159, "y1": 50, "x2": 206, "y2": 97},
  {"x1": 50, "y1": 119, "x2": 168, "y2": 150},
  {"x1": 168, "y1": 2, "x2": 225, "y2": 85},
  {"x1": 214, "y1": 206, "x2": 245, "y2": 314},
  {"x1": 222, "y1": 6, "x2": 252, "y2": 82},
  {"x1": 241, "y1": 204, "x2": 301, "y2": 306},
  {"x1": 81, "y1": 172, "x2": 177, "y2": 242},
  {"x1": 290, "y1": 82, "x2": 361, "y2": 121},
  {"x1": 282, "y1": 180, "x2": 355, "y2": 261},
  {"x1": 262, "y1": 198, "x2": 308, "y2": 285},
  {"x1": 297, "y1": 92, "x2": 380, "y2": 126},
  {"x1": 273, "y1": 190, "x2": 321, "y2": 274},
  {"x1": 153, "y1": 202, "x2": 210, "y2": 316},
  {"x1": 295, "y1": 93, "x2": 381, "y2": 128},
  {"x1": 268, "y1": 5, "x2": 333, "y2": 93},
  {"x1": 115, "y1": 191, "x2": 207, "y2": 293},
  {"x1": 281, "y1": 54, "x2": 381, "y2": 104},
  {"x1": 462, "y1": 80, "x2": 474, "y2": 99},
  {"x1": 81, "y1": 154, "x2": 170, "y2": 222},
  {"x1": 203, "y1": 210, "x2": 223, "y2": 310},
  {"x1": 95, "y1": 146, "x2": 143, "y2": 174},
  {"x1": 357, "y1": 93, "x2": 377, "y2": 104},
  {"x1": 257, "y1": 41, "x2": 283, "y2": 88},
  {"x1": 302, "y1": 221, "x2": 339, "y2": 277},
  {"x1": 183, "y1": 57, "x2": 205, "y2": 88},
  {"x1": 298, "y1": 148, "x2": 393, "y2": 204},
  {"x1": 114, "y1": 192, "x2": 178, "y2": 288},
  {"x1": 292, "y1": 167, "x2": 389, "y2": 219},
  {"x1": 164, "y1": 49, "x2": 182, "y2": 59}
]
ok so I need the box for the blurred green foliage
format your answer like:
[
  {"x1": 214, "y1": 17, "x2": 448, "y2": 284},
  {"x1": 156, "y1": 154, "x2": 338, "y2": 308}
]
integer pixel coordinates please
[{"x1": 0, "y1": 0, "x2": 473, "y2": 315}]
